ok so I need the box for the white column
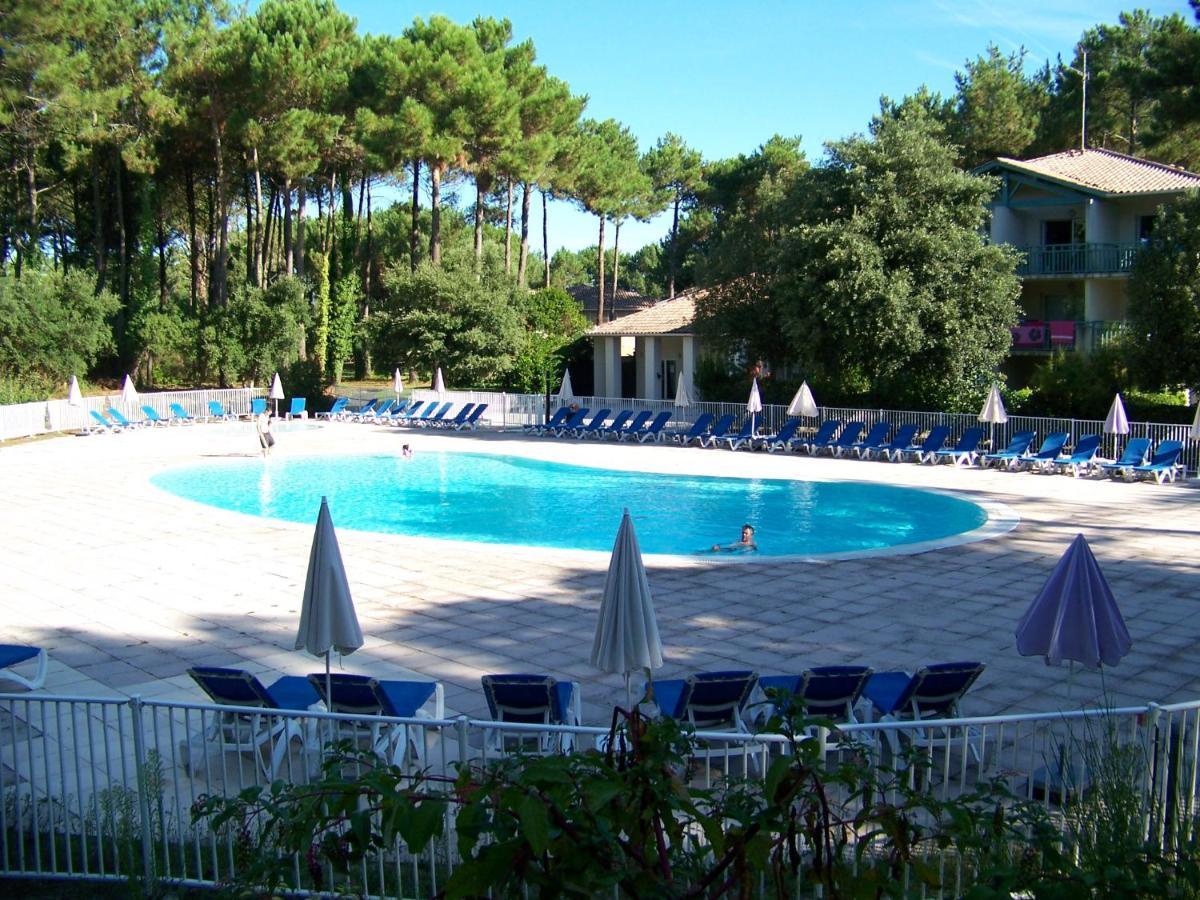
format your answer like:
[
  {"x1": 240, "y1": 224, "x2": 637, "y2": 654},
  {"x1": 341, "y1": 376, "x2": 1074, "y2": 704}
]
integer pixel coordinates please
[
  {"x1": 681, "y1": 336, "x2": 696, "y2": 390},
  {"x1": 593, "y1": 338, "x2": 607, "y2": 400},
  {"x1": 640, "y1": 337, "x2": 659, "y2": 400},
  {"x1": 603, "y1": 337, "x2": 621, "y2": 399}
]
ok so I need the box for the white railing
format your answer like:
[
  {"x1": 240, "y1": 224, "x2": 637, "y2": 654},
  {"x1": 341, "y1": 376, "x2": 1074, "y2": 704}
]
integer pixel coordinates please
[
  {"x1": 2, "y1": 691, "x2": 1198, "y2": 892},
  {"x1": 2, "y1": 388, "x2": 264, "y2": 441}
]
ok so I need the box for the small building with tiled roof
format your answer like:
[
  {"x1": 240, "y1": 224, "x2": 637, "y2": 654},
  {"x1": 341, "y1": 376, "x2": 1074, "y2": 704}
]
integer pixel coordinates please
[
  {"x1": 975, "y1": 149, "x2": 1200, "y2": 366},
  {"x1": 587, "y1": 288, "x2": 706, "y2": 400},
  {"x1": 566, "y1": 285, "x2": 656, "y2": 325}
]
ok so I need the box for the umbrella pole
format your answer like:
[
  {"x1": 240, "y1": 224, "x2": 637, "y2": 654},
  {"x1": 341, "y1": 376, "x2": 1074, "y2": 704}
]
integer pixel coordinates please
[
  {"x1": 624, "y1": 671, "x2": 632, "y2": 710},
  {"x1": 325, "y1": 651, "x2": 332, "y2": 713}
]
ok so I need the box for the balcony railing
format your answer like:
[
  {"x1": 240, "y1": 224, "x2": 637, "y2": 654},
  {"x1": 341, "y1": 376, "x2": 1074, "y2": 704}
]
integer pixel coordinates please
[
  {"x1": 1010, "y1": 320, "x2": 1127, "y2": 353},
  {"x1": 1014, "y1": 242, "x2": 1143, "y2": 277}
]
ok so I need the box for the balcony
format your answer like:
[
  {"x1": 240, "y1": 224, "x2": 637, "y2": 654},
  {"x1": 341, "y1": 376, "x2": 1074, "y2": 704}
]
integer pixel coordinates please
[
  {"x1": 1014, "y1": 242, "x2": 1142, "y2": 277},
  {"x1": 1010, "y1": 320, "x2": 1127, "y2": 353}
]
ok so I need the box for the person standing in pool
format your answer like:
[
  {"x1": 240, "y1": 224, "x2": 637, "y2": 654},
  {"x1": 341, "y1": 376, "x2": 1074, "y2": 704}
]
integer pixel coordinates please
[
  {"x1": 255, "y1": 409, "x2": 275, "y2": 457},
  {"x1": 712, "y1": 524, "x2": 757, "y2": 553}
]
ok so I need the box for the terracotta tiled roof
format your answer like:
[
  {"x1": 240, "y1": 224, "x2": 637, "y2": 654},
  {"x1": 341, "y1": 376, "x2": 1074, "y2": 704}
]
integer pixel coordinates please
[
  {"x1": 994, "y1": 148, "x2": 1200, "y2": 195},
  {"x1": 588, "y1": 288, "x2": 705, "y2": 337}
]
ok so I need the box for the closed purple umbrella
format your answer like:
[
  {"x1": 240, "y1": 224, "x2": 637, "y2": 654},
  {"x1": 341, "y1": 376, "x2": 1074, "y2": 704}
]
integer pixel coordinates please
[{"x1": 1016, "y1": 533, "x2": 1131, "y2": 671}]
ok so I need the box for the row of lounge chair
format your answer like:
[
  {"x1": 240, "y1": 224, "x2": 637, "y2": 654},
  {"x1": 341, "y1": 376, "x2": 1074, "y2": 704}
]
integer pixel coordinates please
[
  {"x1": 318, "y1": 397, "x2": 488, "y2": 431},
  {"x1": 524, "y1": 407, "x2": 673, "y2": 442},
  {"x1": 85, "y1": 398, "x2": 310, "y2": 434}
]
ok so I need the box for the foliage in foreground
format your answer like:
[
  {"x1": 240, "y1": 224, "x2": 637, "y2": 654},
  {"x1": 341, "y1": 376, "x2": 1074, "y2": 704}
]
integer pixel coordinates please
[{"x1": 190, "y1": 698, "x2": 1200, "y2": 899}]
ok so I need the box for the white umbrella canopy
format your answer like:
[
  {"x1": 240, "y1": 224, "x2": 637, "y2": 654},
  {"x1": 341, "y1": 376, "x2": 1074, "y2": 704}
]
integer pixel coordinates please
[
  {"x1": 432, "y1": 367, "x2": 446, "y2": 396},
  {"x1": 555, "y1": 368, "x2": 575, "y2": 404},
  {"x1": 591, "y1": 509, "x2": 663, "y2": 707},
  {"x1": 747, "y1": 377, "x2": 763, "y2": 433},
  {"x1": 120, "y1": 374, "x2": 138, "y2": 406},
  {"x1": 1104, "y1": 394, "x2": 1130, "y2": 435},
  {"x1": 1191, "y1": 400, "x2": 1200, "y2": 441},
  {"x1": 673, "y1": 374, "x2": 695, "y2": 408},
  {"x1": 392, "y1": 368, "x2": 404, "y2": 396},
  {"x1": 296, "y1": 497, "x2": 364, "y2": 702},
  {"x1": 978, "y1": 383, "x2": 1008, "y2": 424},
  {"x1": 269, "y1": 372, "x2": 285, "y2": 416},
  {"x1": 787, "y1": 381, "x2": 818, "y2": 418},
  {"x1": 67, "y1": 376, "x2": 83, "y2": 407}
]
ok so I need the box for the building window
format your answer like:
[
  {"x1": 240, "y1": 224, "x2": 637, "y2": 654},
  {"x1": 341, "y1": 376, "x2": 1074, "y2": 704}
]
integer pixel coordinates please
[{"x1": 1139, "y1": 215, "x2": 1155, "y2": 242}]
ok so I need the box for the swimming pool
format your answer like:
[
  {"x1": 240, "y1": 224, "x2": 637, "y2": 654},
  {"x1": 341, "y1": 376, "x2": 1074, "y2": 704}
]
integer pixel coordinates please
[{"x1": 150, "y1": 451, "x2": 996, "y2": 558}]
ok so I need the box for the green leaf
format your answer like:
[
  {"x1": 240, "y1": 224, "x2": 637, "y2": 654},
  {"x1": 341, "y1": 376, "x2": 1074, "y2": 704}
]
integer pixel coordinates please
[{"x1": 517, "y1": 794, "x2": 551, "y2": 856}]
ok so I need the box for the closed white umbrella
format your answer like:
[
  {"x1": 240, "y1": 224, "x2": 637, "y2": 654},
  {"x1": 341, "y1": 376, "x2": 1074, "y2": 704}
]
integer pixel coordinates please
[
  {"x1": 295, "y1": 497, "x2": 364, "y2": 704},
  {"x1": 555, "y1": 368, "x2": 575, "y2": 404},
  {"x1": 787, "y1": 381, "x2": 818, "y2": 418},
  {"x1": 67, "y1": 376, "x2": 83, "y2": 407},
  {"x1": 591, "y1": 509, "x2": 663, "y2": 708},
  {"x1": 1191, "y1": 400, "x2": 1200, "y2": 441},
  {"x1": 392, "y1": 368, "x2": 404, "y2": 398},
  {"x1": 747, "y1": 377, "x2": 763, "y2": 434},
  {"x1": 1105, "y1": 393, "x2": 1131, "y2": 458},
  {"x1": 673, "y1": 373, "x2": 695, "y2": 409},
  {"x1": 432, "y1": 367, "x2": 446, "y2": 397},
  {"x1": 978, "y1": 383, "x2": 1008, "y2": 449},
  {"x1": 120, "y1": 374, "x2": 138, "y2": 405},
  {"x1": 269, "y1": 372, "x2": 285, "y2": 417}
]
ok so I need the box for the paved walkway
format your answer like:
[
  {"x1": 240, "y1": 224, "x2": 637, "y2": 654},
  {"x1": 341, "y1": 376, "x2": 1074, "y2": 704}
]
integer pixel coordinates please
[{"x1": 2, "y1": 420, "x2": 1198, "y2": 725}]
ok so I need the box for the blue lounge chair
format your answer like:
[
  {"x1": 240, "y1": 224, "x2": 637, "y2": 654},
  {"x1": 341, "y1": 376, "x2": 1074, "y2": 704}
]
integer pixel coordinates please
[
  {"x1": 207, "y1": 400, "x2": 235, "y2": 421},
  {"x1": 0, "y1": 644, "x2": 47, "y2": 690},
  {"x1": 612, "y1": 410, "x2": 652, "y2": 441},
  {"x1": 699, "y1": 414, "x2": 737, "y2": 448},
  {"x1": 757, "y1": 665, "x2": 874, "y2": 727},
  {"x1": 980, "y1": 430, "x2": 1036, "y2": 470},
  {"x1": 456, "y1": 403, "x2": 488, "y2": 430},
  {"x1": 286, "y1": 397, "x2": 306, "y2": 419},
  {"x1": 847, "y1": 422, "x2": 891, "y2": 459},
  {"x1": 720, "y1": 418, "x2": 758, "y2": 451},
  {"x1": 481, "y1": 673, "x2": 582, "y2": 753},
  {"x1": 348, "y1": 398, "x2": 377, "y2": 422},
  {"x1": 821, "y1": 421, "x2": 865, "y2": 458},
  {"x1": 1099, "y1": 437, "x2": 1152, "y2": 480},
  {"x1": 141, "y1": 405, "x2": 170, "y2": 427},
  {"x1": 932, "y1": 426, "x2": 985, "y2": 466},
  {"x1": 250, "y1": 398, "x2": 268, "y2": 417},
  {"x1": 595, "y1": 410, "x2": 634, "y2": 439},
  {"x1": 571, "y1": 408, "x2": 611, "y2": 438},
  {"x1": 187, "y1": 666, "x2": 321, "y2": 777},
  {"x1": 395, "y1": 400, "x2": 432, "y2": 424},
  {"x1": 88, "y1": 409, "x2": 118, "y2": 433},
  {"x1": 438, "y1": 403, "x2": 474, "y2": 429},
  {"x1": 315, "y1": 397, "x2": 349, "y2": 420},
  {"x1": 1015, "y1": 431, "x2": 1070, "y2": 472},
  {"x1": 635, "y1": 411, "x2": 672, "y2": 443},
  {"x1": 380, "y1": 399, "x2": 413, "y2": 423},
  {"x1": 106, "y1": 408, "x2": 144, "y2": 429},
  {"x1": 1134, "y1": 439, "x2": 1186, "y2": 483},
  {"x1": 863, "y1": 661, "x2": 986, "y2": 761},
  {"x1": 796, "y1": 419, "x2": 841, "y2": 455},
  {"x1": 524, "y1": 406, "x2": 572, "y2": 435},
  {"x1": 864, "y1": 423, "x2": 919, "y2": 461},
  {"x1": 549, "y1": 407, "x2": 589, "y2": 437},
  {"x1": 367, "y1": 399, "x2": 398, "y2": 422},
  {"x1": 307, "y1": 673, "x2": 444, "y2": 769},
  {"x1": 653, "y1": 670, "x2": 759, "y2": 733},
  {"x1": 898, "y1": 425, "x2": 951, "y2": 463},
  {"x1": 169, "y1": 402, "x2": 196, "y2": 424},
  {"x1": 674, "y1": 412, "x2": 717, "y2": 446},
  {"x1": 758, "y1": 417, "x2": 803, "y2": 452},
  {"x1": 1050, "y1": 434, "x2": 1102, "y2": 478},
  {"x1": 418, "y1": 401, "x2": 453, "y2": 427}
]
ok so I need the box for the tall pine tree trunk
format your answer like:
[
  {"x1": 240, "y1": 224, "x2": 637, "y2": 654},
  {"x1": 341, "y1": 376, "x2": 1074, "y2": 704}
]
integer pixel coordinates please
[
  {"x1": 283, "y1": 177, "x2": 293, "y2": 276},
  {"x1": 113, "y1": 155, "x2": 127, "y2": 310},
  {"x1": 473, "y1": 177, "x2": 485, "y2": 266},
  {"x1": 611, "y1": 220, "x2": 620, "y2": 307},
  {"x1": 91, "y1": 149, "x2": 107, "y2": 288},
  {"x1": 211, "y1": 115, "x2": 228, "y2": 307},
  {"x1": 596, "y1": 217, "x2": 606, "y2": 324},
  {"x1": 252, "y1": 146, "x2": 264, "y2": 286},
  {"x1": 261, "y1": 183, "x2": 276, "y2": 282},
  {"x1": 243, "y1": 163, "x2": 254, "y2": 286},
  {"x1": 157, "y1": 209, "x2": 167, "y2": 310},
  {"x1": 542, "y1": 188, "x2": 550, "y2": 288},
  {"x1": 185, "y1": 165, "x2": 197, "y2": 312},
  {"x1": 410, "y1": 158, "x2": 420, "y2": 272},
  {"x1": 517, "y1": 181, "x2": 531, "y2": 287},
  {"x1": 504, "y1": 181, "x2": 513, "y2": 274},
  {"x1": 430, "y1": 164, "x2": 442, "y2": 265},
  {"x1": 669, "y1": 194, "x2": 680, "y2": 298},
  {"x1": 296, "y1": 185, "x2": 307, "y2": 278}
]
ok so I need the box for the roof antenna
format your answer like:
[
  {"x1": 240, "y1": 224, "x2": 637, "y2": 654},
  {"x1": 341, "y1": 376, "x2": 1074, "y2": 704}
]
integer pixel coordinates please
[{"x1": 1067, "y1": 50, "x2": 1088, "y2": 151}]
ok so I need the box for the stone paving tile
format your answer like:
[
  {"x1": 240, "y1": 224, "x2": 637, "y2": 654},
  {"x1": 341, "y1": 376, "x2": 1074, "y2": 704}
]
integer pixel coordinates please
[{"x1": 3, "y1": 424, "x2": 1200, "y2": 724}]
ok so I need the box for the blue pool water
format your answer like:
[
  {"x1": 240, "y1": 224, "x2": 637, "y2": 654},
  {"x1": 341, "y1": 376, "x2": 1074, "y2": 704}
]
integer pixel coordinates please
[{"x1": 150, "y1": 452, "x2": 988, "y2": 557}]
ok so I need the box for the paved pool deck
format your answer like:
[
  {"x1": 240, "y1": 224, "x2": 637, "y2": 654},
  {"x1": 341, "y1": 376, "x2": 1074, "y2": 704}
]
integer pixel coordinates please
[{"x1": 2, "y1": 419, "x2": 1198, "y2": 725}]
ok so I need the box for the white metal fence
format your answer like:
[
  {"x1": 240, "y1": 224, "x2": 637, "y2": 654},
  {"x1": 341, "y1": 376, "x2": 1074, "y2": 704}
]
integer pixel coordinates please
[
  {"x1": 3, "y1": 691, "x2": 1198, "y2": 892},
  {"x1": 1, "y1": 388, "x2": 264, "y2": 441}
]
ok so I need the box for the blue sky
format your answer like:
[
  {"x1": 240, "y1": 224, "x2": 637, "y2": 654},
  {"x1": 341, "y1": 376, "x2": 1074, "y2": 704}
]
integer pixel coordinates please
[{"x1": 332, "y1": 0, "x2": 1194, "y2": 254}]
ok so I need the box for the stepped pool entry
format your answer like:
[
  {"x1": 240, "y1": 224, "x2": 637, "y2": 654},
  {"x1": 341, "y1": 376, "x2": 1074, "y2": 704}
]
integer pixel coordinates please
[{"x1": 151, "y1": 451, "x2": 1004, "y2": 559}]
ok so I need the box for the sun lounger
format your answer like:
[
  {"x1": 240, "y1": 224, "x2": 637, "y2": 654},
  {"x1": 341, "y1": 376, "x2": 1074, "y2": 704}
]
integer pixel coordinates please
[
  {"x1": 548, "y1": 407, "x2": 589, "y2": 437},
  {"x1": 315, "y1": 397, "x2": 349, "y2": 420},
  {"x1": 524, "y1": 406, "x2": 572, "y2": 435},
  {"x1": 1133, "y1": 440, "x2": 1186, "y2": 483},
  {"x1": 418, "y1": 401, "x2": 453, "y2": 427},
  {"x1": 822, "y1": 421, "x2": 865, "y2": 458},
  {"x1": 0, "y1": 644, "x2": 47, "y2": 690},
  {"x1": 87, "y1": 409, "x2": 119, "y2": 433},
  {"x1": 437, "y1": 403, "x2": 474, "y2": 429},
  {"x1": 897, "y1": 424, "x2": 951, "y2": 463},
  {"x1": 347, "y1": 398, "x2": 377, "y2": 422},
  {"x1": 595, "y1": 410, "x2": 634, "y2": 439},
  {"x1": 979, "y1": 430, "x2": 1036, "y2": 469},
  {"x1": 1098, "y1": 437, "x2": 1151, "y2": 480},
  {"x1": 672, "y1": 412, "x2": 716, "y2": 446},
  {"x1": 307, "y1": 673, "x2": 444, "y2": 770},
  {"x1": 250, "y1": 398, "x2": 268, "y2": 417},
  {"x1": 169, "y1": 402, "x2": 196, "y2": 424},
  {"x1": 757, "y1": 665, "x2": 873, "y2": 727},
  {"x1": 286, "y1": 397, "x2": 306, "y2": 419},
  {"x1": 863, "y1": 661, "x2": 986, "y2": 762},
  {"x1": 207, "y1": 400, "x2": 236, "y2": 421},
  {"x1": 931, "y1": 426, "x2": 985, "y2": 466},
  {"x1": 720, "y1": 418, "x2": 758, "y2": 451},
  {"x1": 846, "y1": 422, "x2": 890, "y2": 459},
  {"x1": 864, "y1": 423, "x2": 919, "y2": 460},
  {"x1": 634, "y1": 410, "x2": 672, "y2": 443},
  {"x1": 106, "y1": 408, "x2": 145, "y2": 429},
  {"x1": 187, "y1": 666, "x2": 320, "y2": 777},
  {"x1": 481, "y1": 673, "x2": 582, "y2": 753},
  {"x1": 653, "y1": 670, "x2": 759, "y2": 733},
  {"x1": 698, "y1": 414, "x2": 737, "y2": 448},
  {"x1": 755, "y1": 417, "x2": 803, "y2": 452},
  {"x1": 796, "y1": 419, "x2": 841, "y2": 455},
  {"x1": 612, "y1": 410, "x2": 652, "y2": 441},
  {"x1": 1050, "y1": 434, "x2": 1102, "y2": 477},
  {"x1": 141, "y1": 405, "x2": 171, "y2": 427},
  {"x1": 456, "y1": 403, "x2": 488, "y2": 430},
  {"x1": 570, "y1": 408, "x2": 611, "y2": 438},
  {"x1": 1015, "y1": 432, "x2": 1070, "y2": 472}
]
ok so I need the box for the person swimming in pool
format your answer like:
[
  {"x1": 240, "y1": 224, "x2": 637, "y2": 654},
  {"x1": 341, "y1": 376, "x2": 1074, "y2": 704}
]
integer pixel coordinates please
[{"x1": 712, "y1": 524, "x2": 757, "y2": 553}]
